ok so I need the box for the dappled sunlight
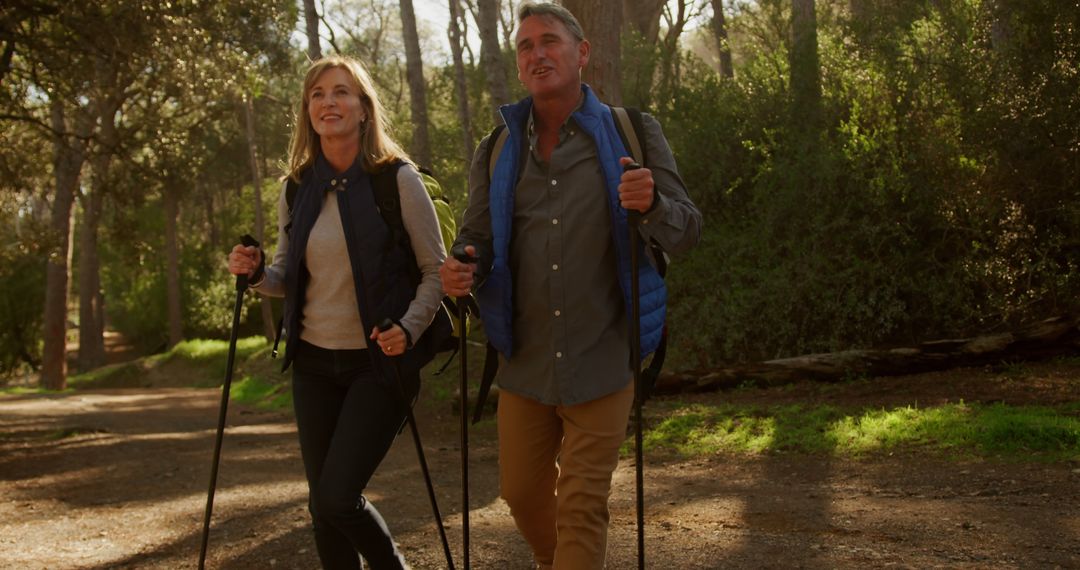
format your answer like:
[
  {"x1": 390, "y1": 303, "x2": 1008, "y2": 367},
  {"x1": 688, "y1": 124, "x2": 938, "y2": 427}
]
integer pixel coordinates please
[
  {"x1": 1, "y1": 478, "x2": 307, "y2": 570},
  {"x1": 642, "y1": 400, "x2": 1080, "y2": 459},
  {"x1": 828, "y1": 404, "x2": 974, "y2": 453},
  {"x1": 826, "y1": 473, "x2": 1080, "y2": 565},
  {"x1": 609, "y1": 455, "x2": 842, "y2": 568},
  {"x1": 0, "y1": 389, "x2": 225, "y2": 423},
  {"x1": 169, "y1": 336, "x2": 268, "y2": 360},
  {"x1": 644, "y1": 405, "x2": 777, "y2": 455},
  {"x1": 195, "y1": 422, "x2": 296, "y2": 438}
]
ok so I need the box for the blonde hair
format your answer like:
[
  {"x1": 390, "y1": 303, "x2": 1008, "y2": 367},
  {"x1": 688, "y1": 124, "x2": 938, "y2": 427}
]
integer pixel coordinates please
[{"x1": 286, "y1": 55, "x2": 411, "y2": 180}]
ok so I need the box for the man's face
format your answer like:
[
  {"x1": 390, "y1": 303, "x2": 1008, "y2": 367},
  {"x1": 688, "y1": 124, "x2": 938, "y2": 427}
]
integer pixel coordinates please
[{"x1": 515, "y1": 15, "x2": 589, "y2": 100}]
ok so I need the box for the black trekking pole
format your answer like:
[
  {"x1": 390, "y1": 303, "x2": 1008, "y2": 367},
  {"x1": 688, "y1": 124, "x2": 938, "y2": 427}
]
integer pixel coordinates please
[
  {"x1": 198, "y1": 234, "x2": 258, "y2": 570},
  {"x1": 451, "y1": 244, "x2": 477, "y2": 570},
  {"x1": 624, "y1": 162, "x2": 647, "y2": 570},
  {"x1": 377, "y1": 319, "x2": 456, "y2": 570}
]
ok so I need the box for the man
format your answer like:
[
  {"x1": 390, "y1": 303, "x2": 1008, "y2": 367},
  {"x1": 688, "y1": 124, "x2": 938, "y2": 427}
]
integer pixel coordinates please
[{"x1": 439, "y1": 3, "x2": 701, "y2": 568}]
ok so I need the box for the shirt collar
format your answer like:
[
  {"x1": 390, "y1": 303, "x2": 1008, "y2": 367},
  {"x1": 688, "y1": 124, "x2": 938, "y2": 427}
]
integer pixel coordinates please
[
  {"x1": 526, "y1": 92, "x2": 586, "y2": 147},
  {"x1": 312, "y1": 151, "x2": 365, "y2": 189}
]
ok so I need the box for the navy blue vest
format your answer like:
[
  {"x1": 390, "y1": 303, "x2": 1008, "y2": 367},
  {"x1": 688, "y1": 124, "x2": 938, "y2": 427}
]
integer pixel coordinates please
[{"x1": 281, "y1": 156, "x2": 426, "y2": 394}]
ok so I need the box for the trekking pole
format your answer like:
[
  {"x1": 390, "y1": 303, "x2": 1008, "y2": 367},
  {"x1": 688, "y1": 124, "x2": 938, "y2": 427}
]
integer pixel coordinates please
[
  {"x1": 451, "y1": 244, "x2": 477, "y2": 570},
  {"x1": 198, "y1": 234, "x2": 258, "y2": 570},
  {"x1": 624, "y1": 162, "x2": 647, "y2": 570},
  {"x1": 377, "y1": 319, "x2": 456, "y2": 570}
]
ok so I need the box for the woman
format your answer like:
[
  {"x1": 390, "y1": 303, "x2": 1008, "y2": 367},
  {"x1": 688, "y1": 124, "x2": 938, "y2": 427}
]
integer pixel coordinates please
[{"x1": 227, "y1": 55, "x2": 446, "y2": 569}]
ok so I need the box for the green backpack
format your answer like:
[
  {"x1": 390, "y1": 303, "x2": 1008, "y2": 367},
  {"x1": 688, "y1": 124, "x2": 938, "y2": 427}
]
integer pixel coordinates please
[{"x1": 417, "y1": 167, "x2": 458, "y2": 255}]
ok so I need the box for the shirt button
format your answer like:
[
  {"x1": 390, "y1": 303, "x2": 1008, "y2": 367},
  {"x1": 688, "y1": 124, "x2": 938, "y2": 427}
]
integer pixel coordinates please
[
  {"x1": 552, "y1": 218, "x2": 559, "y2": 225},
  {"x1": 550, "y1": 179, "x2": 557, "y2": 186},
  {"x1": 552, "y1": 264, "x2": 559, "y2": 271},
  {"x1": 554, "y1": 310, "x2": 561, "y2": 317},
  {"x1": 556, "y1": 351, "x2": 563, "y2": 358}
]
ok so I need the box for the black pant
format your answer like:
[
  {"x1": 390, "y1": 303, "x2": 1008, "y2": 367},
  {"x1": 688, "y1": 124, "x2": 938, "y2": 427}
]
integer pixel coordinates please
[{"x1": 292, "y1": 340, "x2": 408, "y2": 570}]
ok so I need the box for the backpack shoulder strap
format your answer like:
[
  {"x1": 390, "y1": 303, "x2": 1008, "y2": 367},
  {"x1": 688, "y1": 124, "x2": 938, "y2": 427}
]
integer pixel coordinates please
[
  {"x1": 284, "y1": 177, "x2": 300, "y2": 235},
  {"x1": 285, "y1": 177, "x2": 299, "y2": 211},
  {"x1": 611, "y1": 106, "x2": 666, "y2": 275},
  {"x1": 486, "y1": 124, "x2": 509, "y2": 182},
  {"x1": 371, "y1": 160, "x2": 409, "y2": 242},
  {"x1": 611, "y1": 106, "x2": 648, "y2": 167}
]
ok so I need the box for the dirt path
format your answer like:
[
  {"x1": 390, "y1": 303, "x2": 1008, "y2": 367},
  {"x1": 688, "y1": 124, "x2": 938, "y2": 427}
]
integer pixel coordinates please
[{"x1": 2, "y1": 367, "x2": 1079, "y2": 569}]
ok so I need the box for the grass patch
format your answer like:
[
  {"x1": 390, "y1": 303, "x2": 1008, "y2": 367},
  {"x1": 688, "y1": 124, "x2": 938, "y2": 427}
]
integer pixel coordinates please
[
  {"x1": 170, "y1": 337, "x2": 267, "y2": 360},
  {"x1": 69, "y1": 362, "x2": 145, "y2": 389},
  {"x1": 637, "y1": 401, "x2": 1080, "y2": 461},
  {"x1": 164, "y1": 337, "x2": 268, "y2": 385},
  {"x1": 144, "y1": 337, "x2": 268, "y2": 388},
  {"x1": 0, "y1": 386, "x2": 54, "y2": 396},
  {"x1": 64, "y1": 337, "x2": 272, "y2": 390},
  {"x1": 231, "y1": 374, "x2": 292, "y2": 411}
]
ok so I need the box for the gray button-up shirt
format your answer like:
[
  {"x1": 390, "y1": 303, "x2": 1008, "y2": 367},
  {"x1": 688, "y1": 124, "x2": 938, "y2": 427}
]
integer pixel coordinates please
[{"x1": 458, "y1": 108, "x2": 701, "y2": 406}]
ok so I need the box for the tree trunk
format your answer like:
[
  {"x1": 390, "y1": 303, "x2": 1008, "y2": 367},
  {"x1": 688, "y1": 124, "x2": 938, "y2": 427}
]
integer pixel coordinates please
[
  {"x1": 657, "y1": 0, "x2": 691, "y2": 100},
  {"x1": 398, "y1": 0, "x2": 433, "y2": 167},
  {"x1": 622, "y1": 0, "x2": 665, "y2": 43},
  {"x1": 790, "y1": 0, "x2": 822, "y2": 129},
  {"x1": 478, "y1": 0, "x2": 511, "y2": 120},
  {"x1": 561, "y1": 0, "x2": 622, "y2": 104},
  {"x1": 244, "y1": 94, "x2": 277, "y2": 341},
  {"x1": 76, "y1": 90, "x2": 123, "y2": 372},
  {"x1": 499, "y1": 0, "x2": 516, "y2": 55},
  {"x1": 76, "y1": 168, "x2": 106, "y2": 371},
  {"x1": 448, "y1": 0, "x2": 476, "y2": 166},
  {"x1": 655, "y1": 316, "x2": 1080, "y2": 395},
  {"x1": 711, "y1": 0, "x2": 734, "y2": 79},
  {"x1": 163, "y1": 184, "x2": 184, "y2": 349},
  {"x1": 303, "y1": 0, "x2": 323, "y2": 61},
  {"x1": 42, "y1": 99, "x2": 90, "y2": 390},
  {"x1": 202, "y1": 180, "x2": 219, "y2": 250},
  {"x1": 850, "y1": 0, "x2": 868, "y2": 23}
]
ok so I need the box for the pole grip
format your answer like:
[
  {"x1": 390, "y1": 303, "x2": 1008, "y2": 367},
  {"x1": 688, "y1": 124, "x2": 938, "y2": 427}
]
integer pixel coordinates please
[
  {"x1": 378, "y1": 318, "x2": 395, "y2": 334},
  {"x1": 237, "y1": 234, "x2": 260, "y2": 292},
  {"x1": 623, "y1": 161, "x2": 642, "y2": 226},
  {"x1": 451, "y1": 242, "x2": 478, "y2": 265}
]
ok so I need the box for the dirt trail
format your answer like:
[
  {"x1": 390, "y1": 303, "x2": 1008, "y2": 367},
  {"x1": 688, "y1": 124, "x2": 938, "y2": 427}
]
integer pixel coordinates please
[{"x1": 2, "y1": 365, "x2": 1079, "y2": 569}]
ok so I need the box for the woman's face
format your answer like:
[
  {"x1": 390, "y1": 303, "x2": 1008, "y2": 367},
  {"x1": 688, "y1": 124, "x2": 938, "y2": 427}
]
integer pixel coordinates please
[{"x1": 307, "y1": 67, "x2": 368, "y2": 142}]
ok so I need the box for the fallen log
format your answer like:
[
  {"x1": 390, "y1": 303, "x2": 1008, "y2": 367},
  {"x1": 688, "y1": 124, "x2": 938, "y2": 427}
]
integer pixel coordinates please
[{"x1": 653, "y1": 315, "x2": 1080, "y2": 395}]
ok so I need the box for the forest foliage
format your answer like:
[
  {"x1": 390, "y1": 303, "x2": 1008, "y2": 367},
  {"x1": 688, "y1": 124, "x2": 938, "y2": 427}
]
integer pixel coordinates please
[{"x1": 1, "y1": 0, "x2": 1077, "y2": 384}]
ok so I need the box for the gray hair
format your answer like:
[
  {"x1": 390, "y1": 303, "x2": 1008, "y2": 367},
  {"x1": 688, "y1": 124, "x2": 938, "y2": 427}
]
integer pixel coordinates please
[{"x1": 517, "y1": 2, "x2": 585, "y2": 42}]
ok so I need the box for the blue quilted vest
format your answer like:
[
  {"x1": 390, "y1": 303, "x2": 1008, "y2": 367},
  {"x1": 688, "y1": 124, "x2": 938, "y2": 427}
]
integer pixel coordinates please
[
  {"x1": 280, "y1": 155, "x2": 425, "y2": 394},
  {"x1": 478, "y1": 84, "x2": 667, "y2": 361}
]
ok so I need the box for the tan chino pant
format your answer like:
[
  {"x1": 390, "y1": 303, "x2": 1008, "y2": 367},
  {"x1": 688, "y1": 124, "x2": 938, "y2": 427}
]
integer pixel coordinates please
[{"x1": 497, "y1": 380, "x2": 635, "y2": 570}]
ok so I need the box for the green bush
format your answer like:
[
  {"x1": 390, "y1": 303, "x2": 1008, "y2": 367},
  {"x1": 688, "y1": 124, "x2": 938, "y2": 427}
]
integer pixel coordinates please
[
  {"x1": 652, "y1": 2, "x2": 1080, "y2": 368},
  {"x1": 0, "y1": 248, "x2": 45, "y2": 376}
]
